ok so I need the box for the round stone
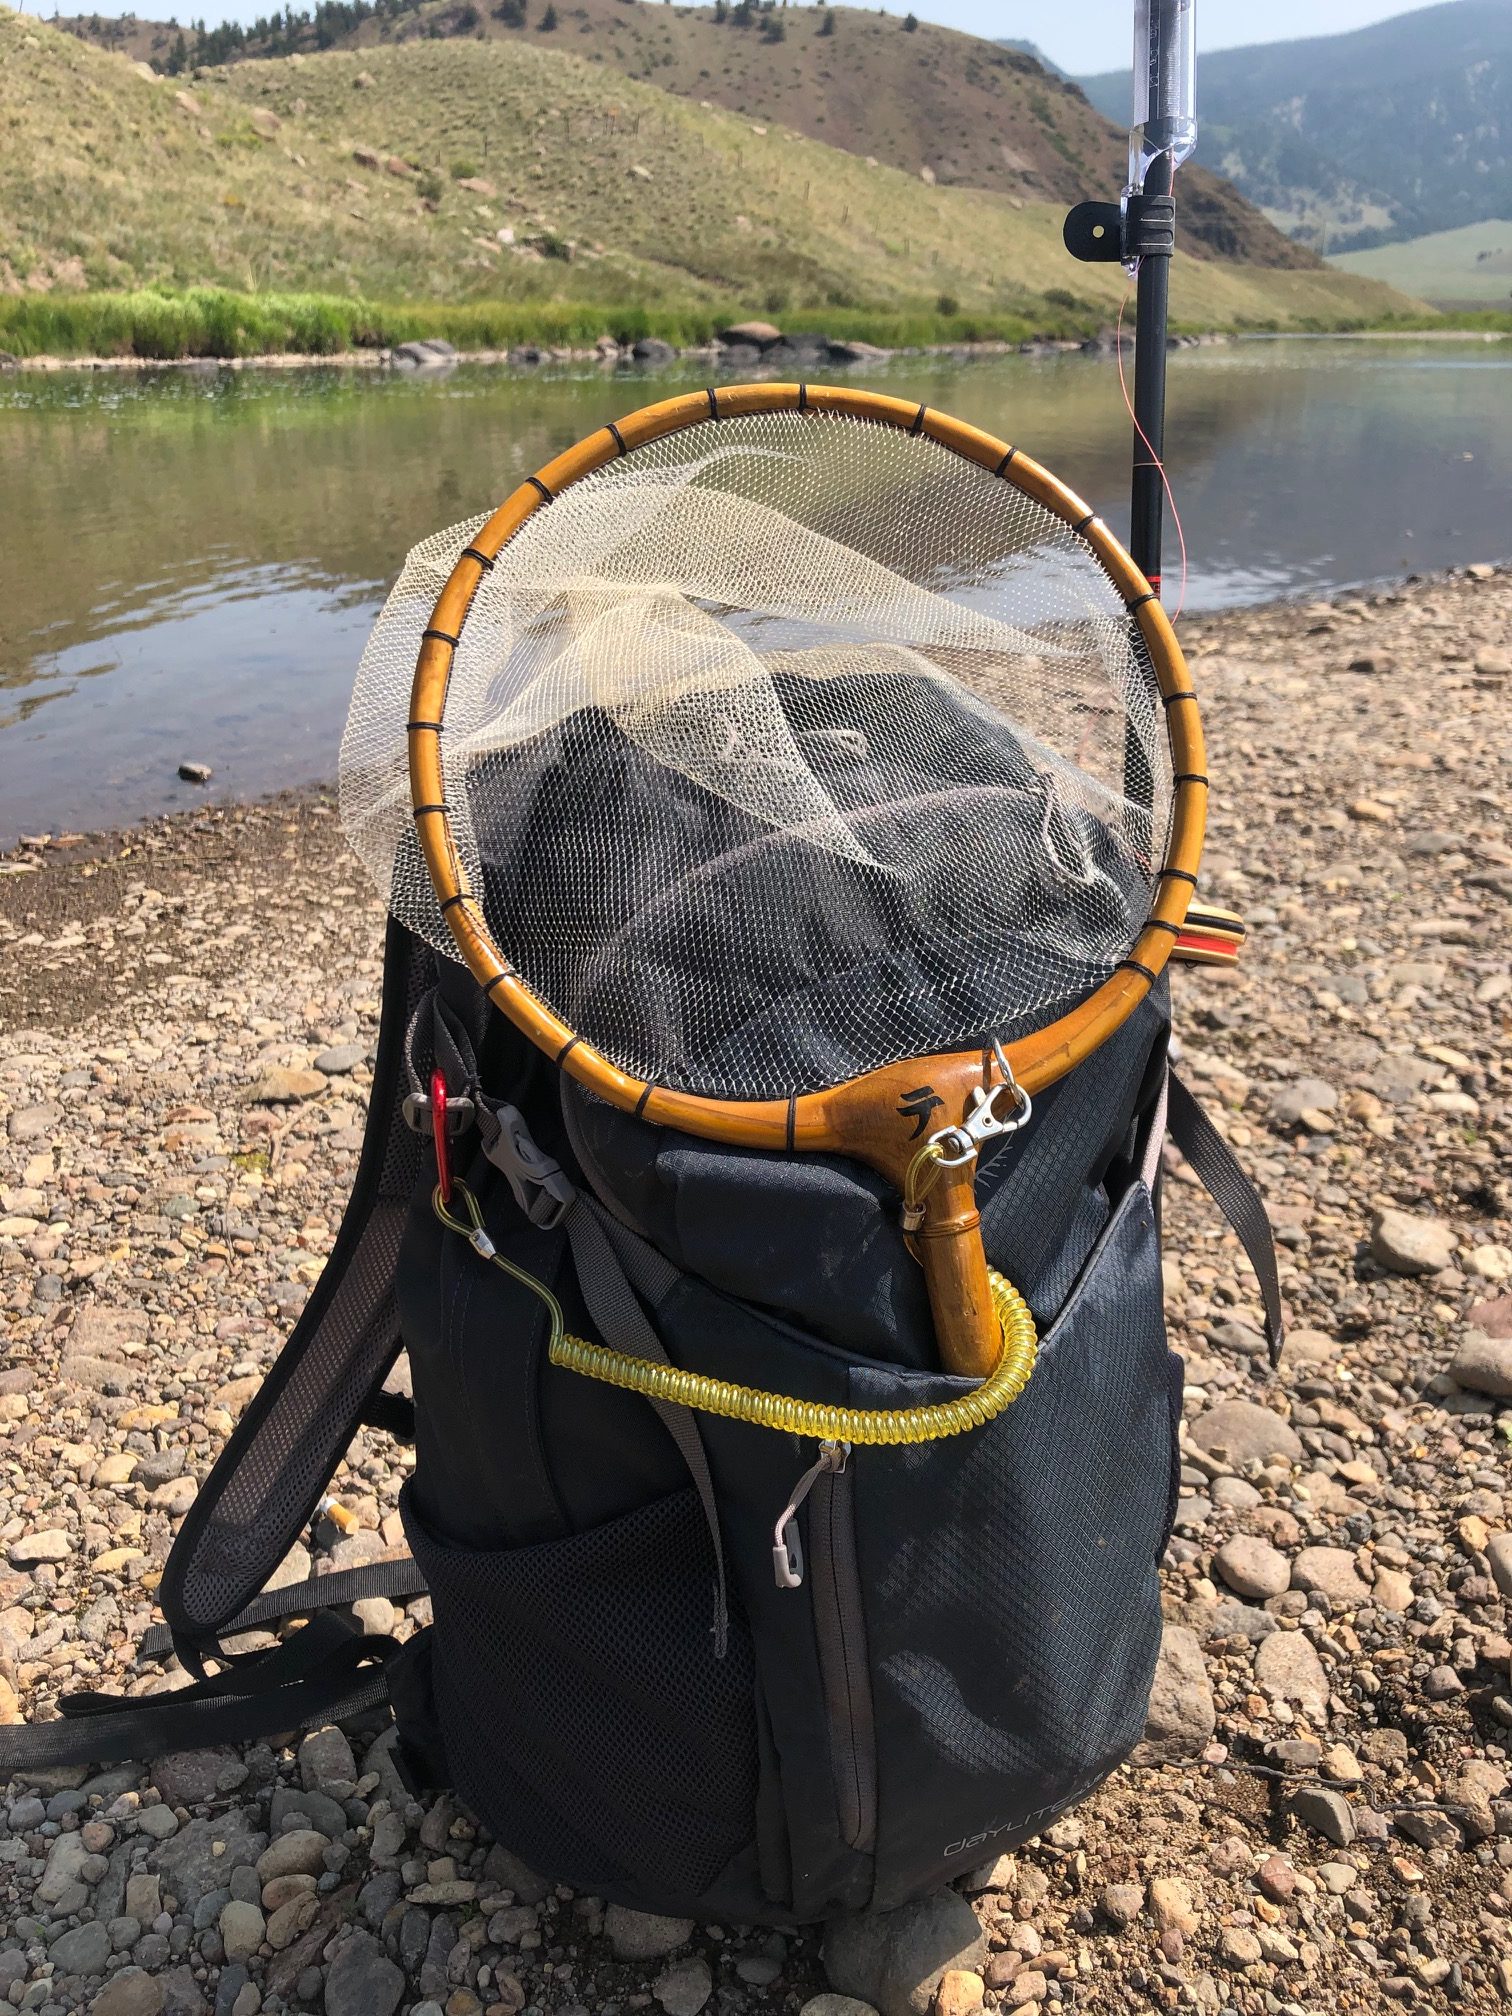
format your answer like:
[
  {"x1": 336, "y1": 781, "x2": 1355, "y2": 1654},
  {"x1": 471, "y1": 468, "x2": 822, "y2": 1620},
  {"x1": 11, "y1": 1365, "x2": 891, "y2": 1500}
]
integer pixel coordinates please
[
  {"x1": 1189, "y1": 1400, "x2": 1303, "y2": 1468},
  {"x1": 1213, "y1": 1534, "x2": 1290, "y2": 1600},
  {"x1": 1369, "y1": 1208, "x2": 1457, "y2": 1275}
]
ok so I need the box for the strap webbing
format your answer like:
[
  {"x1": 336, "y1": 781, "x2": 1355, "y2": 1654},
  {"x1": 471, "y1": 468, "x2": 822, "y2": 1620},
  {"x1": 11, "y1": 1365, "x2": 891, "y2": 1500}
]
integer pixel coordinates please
[
  {"x1": 1166, "y1": 1068, "x2": 1286, "y2": 1365},
  {"x1": 564, "y1": 1202, "x2": 730, "y2": 1656},
  {"x1": 139, "y1": 1557, "x2": 429, "y2": 1662},
  {"x1": 0, "y1": 1616, "x2": 395, "y2": 1772}
]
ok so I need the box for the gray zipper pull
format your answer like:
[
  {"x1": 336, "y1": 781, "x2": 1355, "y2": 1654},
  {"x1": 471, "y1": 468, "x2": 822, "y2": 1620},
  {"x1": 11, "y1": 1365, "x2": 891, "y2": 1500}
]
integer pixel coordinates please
[{"x1": 773, "y1": 1440, "x2": 850, "y2": 1590}]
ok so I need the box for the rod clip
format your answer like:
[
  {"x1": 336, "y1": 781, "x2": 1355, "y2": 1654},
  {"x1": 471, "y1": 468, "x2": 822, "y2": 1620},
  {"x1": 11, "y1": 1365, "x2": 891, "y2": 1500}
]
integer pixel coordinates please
[{"x1": 1063, "y1": 192, "x2": 1175, "y2": 265}]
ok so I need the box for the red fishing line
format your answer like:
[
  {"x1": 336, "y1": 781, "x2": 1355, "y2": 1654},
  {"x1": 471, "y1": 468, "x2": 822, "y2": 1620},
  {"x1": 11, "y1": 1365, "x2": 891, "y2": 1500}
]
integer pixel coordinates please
[{"x1": 1116, "y1": 280, "x2": 1189, "y2": 619}]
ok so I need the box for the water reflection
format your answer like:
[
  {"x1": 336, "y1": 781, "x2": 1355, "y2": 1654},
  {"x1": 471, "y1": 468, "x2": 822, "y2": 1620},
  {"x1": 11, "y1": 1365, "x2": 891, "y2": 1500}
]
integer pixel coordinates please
[{"x1": 1, "y1": 339, "x2": 1508, "y2": 843}]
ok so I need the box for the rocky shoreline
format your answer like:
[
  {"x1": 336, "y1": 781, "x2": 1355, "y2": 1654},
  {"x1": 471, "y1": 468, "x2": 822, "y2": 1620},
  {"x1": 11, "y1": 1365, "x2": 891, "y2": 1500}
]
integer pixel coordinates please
[
  {"x1": 4, "y1": 328, "x2": 1503, "y2": 379},
  {"x1": 1, "y1": 326, "x2": 1237, "y2": 378},
  {"x1": 2, "y1": 563, "x2": 1511, "y2": 2014}
]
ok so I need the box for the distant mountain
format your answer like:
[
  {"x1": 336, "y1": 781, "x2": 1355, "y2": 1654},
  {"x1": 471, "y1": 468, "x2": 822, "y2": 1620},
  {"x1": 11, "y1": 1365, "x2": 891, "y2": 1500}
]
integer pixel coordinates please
[
  {"x1": 54, "y1": 0, "x2": 1317, "y2": 268},
  {"x1": 997, "y1": 39, "x2": 1065, "y2": 80},
  {"x1": 1078, "y1": 1, "x2": 1512, "y2": 253}
]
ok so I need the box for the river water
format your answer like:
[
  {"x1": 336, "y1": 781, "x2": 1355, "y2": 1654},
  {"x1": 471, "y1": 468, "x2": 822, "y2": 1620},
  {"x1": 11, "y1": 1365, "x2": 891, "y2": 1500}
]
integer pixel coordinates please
[{"x1": 1, "y1": 337, "x2": 1508, "y2": 846}]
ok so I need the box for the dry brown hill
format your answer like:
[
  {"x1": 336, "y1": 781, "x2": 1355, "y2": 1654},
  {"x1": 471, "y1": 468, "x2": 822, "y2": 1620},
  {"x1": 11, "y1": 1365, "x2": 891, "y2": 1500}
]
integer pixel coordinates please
[
  {"x1": 57, "y1": 0, "x2": 1316, "y2": 269},
  {"x1": 5, "y1": 14, "x2": 1411, "y2": 335}
]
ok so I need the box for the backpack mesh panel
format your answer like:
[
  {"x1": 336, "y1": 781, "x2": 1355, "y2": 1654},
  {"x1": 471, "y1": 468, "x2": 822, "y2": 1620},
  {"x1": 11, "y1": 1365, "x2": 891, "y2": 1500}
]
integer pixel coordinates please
[
  {"x1": 164, "y1": 929, "x2": 432, "y2": 1637},
  {"x1": 403, "y1": 1483, "x2": 758, "y2": 1903}
]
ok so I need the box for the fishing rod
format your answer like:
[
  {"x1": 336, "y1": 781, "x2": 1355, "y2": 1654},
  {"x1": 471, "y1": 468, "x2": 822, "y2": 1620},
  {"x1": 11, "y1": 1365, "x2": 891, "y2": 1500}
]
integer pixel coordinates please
[{"x1": 1064, "y1": 0, "x2": 1197, "y2": 598}]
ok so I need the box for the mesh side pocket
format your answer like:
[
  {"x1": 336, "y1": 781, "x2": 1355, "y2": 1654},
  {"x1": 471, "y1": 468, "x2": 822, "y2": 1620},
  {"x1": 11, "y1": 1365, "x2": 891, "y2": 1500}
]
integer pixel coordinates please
[
  {"x1": 852, "y1": 1179, "x2": 1176, "y2": 1910},
  {"x1": 401, "y1": 1482, "x2": 757, "y2": 1908}
]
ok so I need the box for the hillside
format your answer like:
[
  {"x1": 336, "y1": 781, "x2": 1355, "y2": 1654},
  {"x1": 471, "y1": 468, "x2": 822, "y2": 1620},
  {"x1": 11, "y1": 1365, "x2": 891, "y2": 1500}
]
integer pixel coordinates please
[
  {"x1": 1332, "y1": 219, "x2": 1512, "y2": 309},
  {"x1": 0, "y1": 12, "x2": 1416, "y2": 343},
  {"x1": 1080, "y1": 1, "x2": 1512, "y2": 254},
  {"x1": 54, "y1": 0, "x2": 1317, "y2": 269}
]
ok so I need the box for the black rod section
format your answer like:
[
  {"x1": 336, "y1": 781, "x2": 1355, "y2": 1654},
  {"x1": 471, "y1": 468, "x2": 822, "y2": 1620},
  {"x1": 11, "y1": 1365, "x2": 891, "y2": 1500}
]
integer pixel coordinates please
[{"x1": 1129, "y1": 146, "x2": 1173, "y2": 594}]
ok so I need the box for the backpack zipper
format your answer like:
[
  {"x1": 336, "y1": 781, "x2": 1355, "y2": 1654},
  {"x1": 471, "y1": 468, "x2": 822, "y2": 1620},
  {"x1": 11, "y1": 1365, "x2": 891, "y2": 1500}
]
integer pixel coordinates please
[
  {"x1": 772, "y1": 1440, "x2": 848, "y2": 1589},
  {"x1": 773, "y1": 1442, "x2": 878, "y2": 1856}
]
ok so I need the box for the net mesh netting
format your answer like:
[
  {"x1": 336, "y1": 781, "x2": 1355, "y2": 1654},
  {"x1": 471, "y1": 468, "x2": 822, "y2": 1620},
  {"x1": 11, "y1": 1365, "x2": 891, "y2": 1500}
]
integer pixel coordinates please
[{"x1": 341, "y1": 411, "x2": 1173, "y2": 1101}]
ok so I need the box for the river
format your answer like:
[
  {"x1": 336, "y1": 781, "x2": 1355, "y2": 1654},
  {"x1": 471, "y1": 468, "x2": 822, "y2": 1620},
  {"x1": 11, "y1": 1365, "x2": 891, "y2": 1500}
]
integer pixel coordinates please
[{"x1": 1, "y1": 336, "x2": 1508, "y2": 846}]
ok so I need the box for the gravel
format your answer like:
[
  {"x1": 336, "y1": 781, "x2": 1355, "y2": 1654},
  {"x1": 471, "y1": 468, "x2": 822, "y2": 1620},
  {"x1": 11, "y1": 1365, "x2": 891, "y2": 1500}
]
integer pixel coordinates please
[{"x1": 2, "y1": 567, "x2": 1511, "y2": 2013}]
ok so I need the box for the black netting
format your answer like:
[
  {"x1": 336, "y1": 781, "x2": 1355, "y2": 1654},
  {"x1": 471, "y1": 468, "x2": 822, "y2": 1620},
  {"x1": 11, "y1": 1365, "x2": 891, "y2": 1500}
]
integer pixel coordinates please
[{"x1": 404, "y1": 1483, "x2": 757, "y2": 1905}]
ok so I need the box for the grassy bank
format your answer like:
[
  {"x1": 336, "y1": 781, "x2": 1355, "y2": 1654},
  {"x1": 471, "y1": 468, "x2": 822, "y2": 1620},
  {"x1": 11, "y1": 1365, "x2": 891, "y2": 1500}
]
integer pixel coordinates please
[
  {"x1": 0, "y1": 288, "x2": 1074, "y2": 362},
  {"x1": 2, "y1": 287, "x2": 1482, "y2": 366}
]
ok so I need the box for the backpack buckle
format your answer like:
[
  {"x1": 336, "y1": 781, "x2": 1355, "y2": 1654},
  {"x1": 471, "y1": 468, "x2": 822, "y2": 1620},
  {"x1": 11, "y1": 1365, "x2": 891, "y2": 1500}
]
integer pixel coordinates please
[
  {"x1": 478, "y1": 1100, "x2": 576, "y2": 1230},
  {"x1": 401, "y1": 1089, "x2": 476, "y2": 1136}
]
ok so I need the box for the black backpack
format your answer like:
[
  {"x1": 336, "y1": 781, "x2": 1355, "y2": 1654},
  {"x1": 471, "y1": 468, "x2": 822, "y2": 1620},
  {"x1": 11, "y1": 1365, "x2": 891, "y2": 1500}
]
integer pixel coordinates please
[{"x1": 0, "y1": 914, "x2": 1280, "y2": 1925}]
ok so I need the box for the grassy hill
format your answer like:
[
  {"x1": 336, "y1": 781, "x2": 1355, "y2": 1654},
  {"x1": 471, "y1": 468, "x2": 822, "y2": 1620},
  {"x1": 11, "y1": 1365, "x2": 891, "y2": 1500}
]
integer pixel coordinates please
[
  {"x1": 1080, "y1": 1, "x2": 1512, "y2": 255},
  {"x1": 0, "y1": 10, "x2": 1418, "y2": 357},
  {"x1": 57, "y1": 0, "x2": 1317, "y2": 269},
  {"x1": 1332, "y1": 219, "x2": 1512, "y2": 310}
]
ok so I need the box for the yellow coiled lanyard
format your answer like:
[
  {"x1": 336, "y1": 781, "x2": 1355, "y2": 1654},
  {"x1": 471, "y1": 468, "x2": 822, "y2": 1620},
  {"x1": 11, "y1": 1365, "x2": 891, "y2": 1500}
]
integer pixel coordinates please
[{"x1": 433, "y1": 1151, "x2": 1038, "y2": 1447}]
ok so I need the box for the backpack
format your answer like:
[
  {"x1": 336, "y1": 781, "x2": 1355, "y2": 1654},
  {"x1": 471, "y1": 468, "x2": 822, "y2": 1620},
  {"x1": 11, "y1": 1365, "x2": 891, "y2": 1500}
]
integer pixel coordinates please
[{"x1": 0, "y1": 907, "x2": 1281, "y2": 1925}]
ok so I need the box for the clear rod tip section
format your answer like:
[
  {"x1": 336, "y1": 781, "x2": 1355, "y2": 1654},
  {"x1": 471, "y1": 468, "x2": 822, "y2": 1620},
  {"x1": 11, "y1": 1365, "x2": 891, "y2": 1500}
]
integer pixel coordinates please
[{"x1": 1130, "y1": 0, "x2": 1197, "y2": 194}]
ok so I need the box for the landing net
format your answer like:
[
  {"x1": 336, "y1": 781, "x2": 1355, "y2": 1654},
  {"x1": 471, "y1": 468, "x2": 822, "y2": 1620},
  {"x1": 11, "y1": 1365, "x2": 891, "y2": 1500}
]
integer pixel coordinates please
[{"x1": 341, "y1": 410, "x2": 1173, "y2": 1100}]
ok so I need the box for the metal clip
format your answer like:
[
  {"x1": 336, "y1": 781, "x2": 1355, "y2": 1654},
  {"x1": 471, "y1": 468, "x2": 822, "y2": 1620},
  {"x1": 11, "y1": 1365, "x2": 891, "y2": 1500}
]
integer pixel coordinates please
[
  {"x1": 434, "y1": 1177, "x2": 498, "y2": 1261},
  {"x1": 773, "y1": 1441, "x2": 850, "y2": 1589},
  {"x1": 929, "y1": 1046, "x2": 1033, "y2": 1167}
]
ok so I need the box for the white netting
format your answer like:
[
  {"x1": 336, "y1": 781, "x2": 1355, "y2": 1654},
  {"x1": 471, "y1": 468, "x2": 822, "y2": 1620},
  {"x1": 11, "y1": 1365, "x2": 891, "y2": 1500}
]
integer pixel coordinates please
[{"x1": 340, "y1": 411, "x2": 1173, "y2": 1100}]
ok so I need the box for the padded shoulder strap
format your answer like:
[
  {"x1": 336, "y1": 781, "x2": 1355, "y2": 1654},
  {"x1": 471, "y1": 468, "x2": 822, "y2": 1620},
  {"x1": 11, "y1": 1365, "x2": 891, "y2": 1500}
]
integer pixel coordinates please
[
  {"x1": 1166, "y1": 1068, "x2": 1286, "y2": 1367},
  {"x1": 158, "y1": 917, "x2": 436, "y2": 1647}
]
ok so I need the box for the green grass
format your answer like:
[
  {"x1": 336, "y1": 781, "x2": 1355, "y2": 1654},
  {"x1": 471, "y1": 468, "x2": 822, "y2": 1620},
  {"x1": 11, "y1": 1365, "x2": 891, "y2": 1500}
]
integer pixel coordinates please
[
  {"x1": 1, "y1": 285, "x2": 1459, "y2": 364},
  {"x1": 0, "y1": 288, "x2": 365, "y2": 360},
  {"x1": 0, "y1": 287, "x2": 1079, "y2": 360},
  {"x1": 1331, "y1": 220, "x2": 1512, "y2": 310}
]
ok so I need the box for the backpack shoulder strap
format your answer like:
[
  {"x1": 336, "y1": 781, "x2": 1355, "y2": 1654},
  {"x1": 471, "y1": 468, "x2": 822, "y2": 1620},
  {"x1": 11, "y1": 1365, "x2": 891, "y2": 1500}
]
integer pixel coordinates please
[{"x1": 156, "y1": 915, "x2": 436, "y2": 1649}]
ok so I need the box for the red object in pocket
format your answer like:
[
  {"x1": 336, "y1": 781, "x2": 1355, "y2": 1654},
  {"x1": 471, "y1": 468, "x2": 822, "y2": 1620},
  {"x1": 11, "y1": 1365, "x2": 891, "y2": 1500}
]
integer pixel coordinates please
[{"x1": 431, "y1": 1067, "x2": 452, "y2": 1203}]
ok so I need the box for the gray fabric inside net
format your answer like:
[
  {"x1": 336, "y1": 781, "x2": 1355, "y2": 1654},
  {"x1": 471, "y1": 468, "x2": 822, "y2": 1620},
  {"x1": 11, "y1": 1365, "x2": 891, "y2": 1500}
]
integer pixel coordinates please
[{"x1": 340, "y1": 412, "x2": 1173, "y2": 1101}]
